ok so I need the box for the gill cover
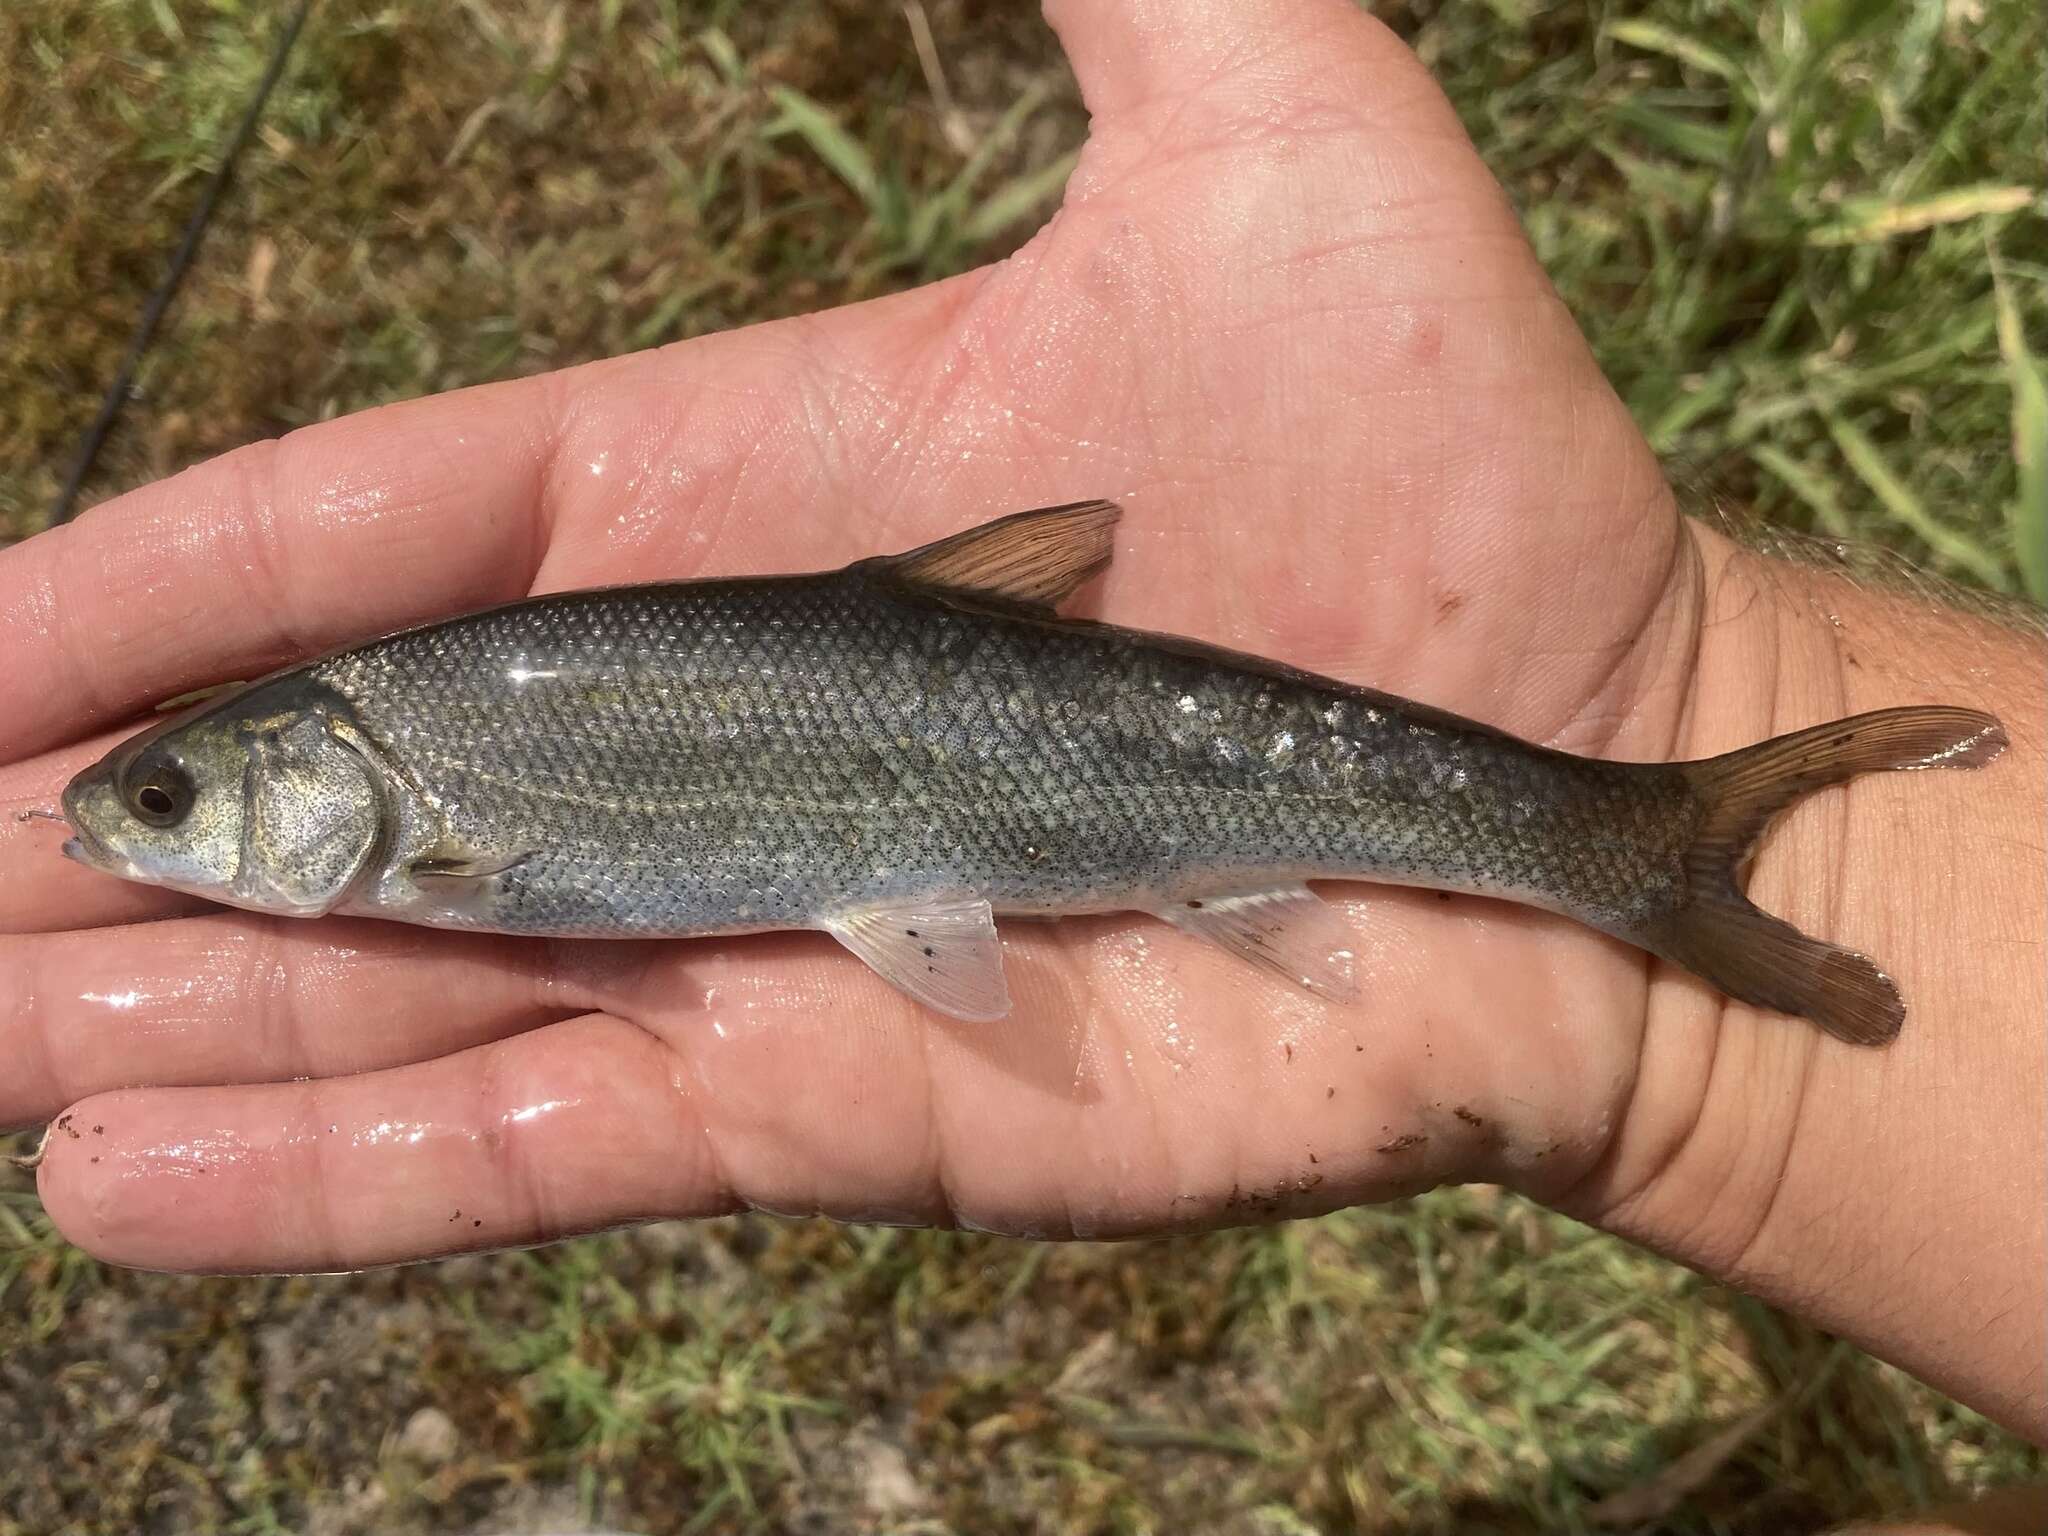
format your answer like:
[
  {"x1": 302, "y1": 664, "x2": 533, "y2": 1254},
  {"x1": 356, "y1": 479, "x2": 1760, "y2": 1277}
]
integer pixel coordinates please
[{"x1": 234, "y1": 711, "x2": 385, "y2": 915}]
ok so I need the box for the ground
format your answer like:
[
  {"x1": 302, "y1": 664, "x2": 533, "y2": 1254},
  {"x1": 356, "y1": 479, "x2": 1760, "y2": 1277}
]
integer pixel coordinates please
[{"x1": 0, "y1": 1, "x2": 2043, "y2": 1532}]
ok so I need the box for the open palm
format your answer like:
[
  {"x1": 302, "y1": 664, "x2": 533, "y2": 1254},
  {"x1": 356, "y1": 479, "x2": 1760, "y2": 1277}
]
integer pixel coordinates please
[{"x1": 4, "y1": 0, "x2": 1705, "y2": 1271}]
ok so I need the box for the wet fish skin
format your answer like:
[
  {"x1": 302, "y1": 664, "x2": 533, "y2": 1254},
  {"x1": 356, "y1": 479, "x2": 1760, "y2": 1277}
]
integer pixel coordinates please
[
  {"x1": 305, "y1": 575, "x2": 1683, "y2": 936},
  {"x1": 60, "y1": 501, "x2": 2006, "y2": 1043}
]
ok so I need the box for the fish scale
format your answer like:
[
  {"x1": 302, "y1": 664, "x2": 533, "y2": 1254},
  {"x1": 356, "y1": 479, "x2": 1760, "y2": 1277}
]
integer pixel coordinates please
[
  {"x1": 298, "y1": 569, "x2": 1686, "y2": 941},
  {"x1": 60, "y1": 500, "x2": 2005, "y2": 1042}
]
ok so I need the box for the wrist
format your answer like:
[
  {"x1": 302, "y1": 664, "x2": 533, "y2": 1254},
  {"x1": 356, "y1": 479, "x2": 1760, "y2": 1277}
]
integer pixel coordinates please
[{"x1": 1560, "y1": 522, "x2": 2048, "y2": 1439}]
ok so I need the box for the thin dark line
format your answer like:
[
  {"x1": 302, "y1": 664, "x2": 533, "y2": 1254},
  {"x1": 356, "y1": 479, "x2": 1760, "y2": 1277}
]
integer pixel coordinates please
[{"x1": 49, "y1": 0, "x2": 315, "y2": 527}]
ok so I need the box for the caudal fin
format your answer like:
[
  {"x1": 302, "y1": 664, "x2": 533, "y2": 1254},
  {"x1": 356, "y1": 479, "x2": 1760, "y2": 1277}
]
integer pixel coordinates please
[{"x1": 1650, "y1": 707, "x2": 2006, "y2": 1046}]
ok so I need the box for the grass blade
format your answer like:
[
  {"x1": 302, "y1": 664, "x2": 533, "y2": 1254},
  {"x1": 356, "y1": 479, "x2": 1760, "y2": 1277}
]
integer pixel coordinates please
[
  {"x1": 964, "y1": 147, "x2": 1080, "y2": 246},
  {"x1": 1593, "y1": 137, "x2": 1713, "y2": 208},
  {"x1": 1807, "y1": 184, "x2": 2037, "y2": 246},
  {"x1": 1826, "y1": 411, "x2": 2010, "y2": 589},
  {"x1": 1609, "y1": 97, "x2": 1733, "y2": 168},
  {"x1": 767, "y1": 85, "x2": 880, "y2": 212},
  {"x1": 1604, "y1": 18, "x2": 1747, "y2": 90},
  {"x1": 941, "y1": 77, "x2": 1054, "y2": 213},
  {"x1": 1993, "y1": 266, "x2": 2048, "y2": 601},
  {"x1": 1886, "y1": 0, "x2": 1947, "y2": 113},
  {"x1": 1754, "y1": 443, "x2": 1853, "y2": 538},
  {"x1": 697, "y1": 25, "x2": 745, "y2": 88}
]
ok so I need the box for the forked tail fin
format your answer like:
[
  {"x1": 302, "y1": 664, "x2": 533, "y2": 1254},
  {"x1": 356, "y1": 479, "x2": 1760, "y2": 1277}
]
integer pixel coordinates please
[{"x1": 1648, "y1": 707, "x2": 2006, "y2": 1046}]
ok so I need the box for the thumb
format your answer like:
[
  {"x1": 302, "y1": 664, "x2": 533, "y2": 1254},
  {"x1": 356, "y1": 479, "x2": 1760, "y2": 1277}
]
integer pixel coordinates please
[
  {"x1": 1044, "y1": 0, "x2": 1458, "y2": 136},
  {"x1": 1039, "y1": 0, "x2": 1530, "y2": 263}
]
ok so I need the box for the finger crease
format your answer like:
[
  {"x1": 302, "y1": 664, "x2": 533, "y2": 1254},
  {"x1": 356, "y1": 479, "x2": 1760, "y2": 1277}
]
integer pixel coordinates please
[{"x1": 475, "y1": 1040, "x2": 547, "y2": 1237}]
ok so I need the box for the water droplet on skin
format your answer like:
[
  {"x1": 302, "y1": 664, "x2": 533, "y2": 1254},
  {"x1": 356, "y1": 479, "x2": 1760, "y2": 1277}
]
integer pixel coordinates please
[
  {"x1": 1068, "y1": 1012, "x2": 1110, "y2": 1095},
  {"x1": 505, "y1": 1098, "x2": 569, "y2": 1126},
  {"x1": 1158, "y1": 1012, "x2": 1189, "y2": 1071},
  {"x1": 354, "y1": 1117, "x2": 433, "y2": 1150},
  {"x1": 1092, "y1": 928, "x2": 1196, "y2": 1075},
  {"x1": 68, "y1": 968, "x2": 215, "y2": 1048},
  {"x1": 114, "y1": 1128, "x2": 256, "y2": 1186}
]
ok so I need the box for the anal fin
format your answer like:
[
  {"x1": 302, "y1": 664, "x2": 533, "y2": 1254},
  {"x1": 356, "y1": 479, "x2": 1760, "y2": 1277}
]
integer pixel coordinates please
[
  {"x1": 1152, "y1": 884, "x2": 1360, "y2": 1003},
  {"x1": 821, "y1": 894, "x2": 1011, "y2": 1023}
]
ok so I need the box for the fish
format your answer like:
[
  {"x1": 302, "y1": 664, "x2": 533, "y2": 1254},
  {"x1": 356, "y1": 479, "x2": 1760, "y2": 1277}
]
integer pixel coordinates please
[{"x1": 59, "y1": 499, "x2": 2005, "y2": 1044}]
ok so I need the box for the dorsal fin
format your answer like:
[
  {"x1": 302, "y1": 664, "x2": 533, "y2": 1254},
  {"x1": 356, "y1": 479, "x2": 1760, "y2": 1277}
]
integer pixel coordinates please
[
  {"x1": 154, "y1": 679, "x2": 249, "y2": 713},
  {"x1": 883, "y1": 500, "x2": 1121, "y2": 613}
]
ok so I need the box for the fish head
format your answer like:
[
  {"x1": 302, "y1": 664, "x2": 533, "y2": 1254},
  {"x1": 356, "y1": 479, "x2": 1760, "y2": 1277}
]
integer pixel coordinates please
[{"x1": 62, "y1": 679, "x2": 388, "y2": 918}]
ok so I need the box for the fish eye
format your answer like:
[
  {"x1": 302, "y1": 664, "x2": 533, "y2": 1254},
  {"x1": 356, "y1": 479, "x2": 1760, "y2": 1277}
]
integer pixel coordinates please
[{"x1": 124, "y1": 758, "x2": 195, "y2": 828}]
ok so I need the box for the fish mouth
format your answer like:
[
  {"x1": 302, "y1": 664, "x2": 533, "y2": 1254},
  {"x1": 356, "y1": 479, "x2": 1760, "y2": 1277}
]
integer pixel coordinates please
[
  {"x1": 60, "y1": 817, "x2": 163, "y2": 889},
  {"x1": 60, "y1": 823, "x2": 114, "y2": 870},
  {"x1": 57, "y1": 773, "x2": 123, "y2": 874},
  {"x1": 12, "y1": 801, "x2": 100, "y2": 867}
]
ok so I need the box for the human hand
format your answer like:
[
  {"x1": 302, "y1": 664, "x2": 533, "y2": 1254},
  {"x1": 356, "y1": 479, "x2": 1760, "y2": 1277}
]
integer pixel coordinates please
[
  {"x1": 4, "y1": 0, "x2": 1697, "y2": 1252},
  {"x1": 6, "y1": 1, "x2": 2038, "y2": 1441}
]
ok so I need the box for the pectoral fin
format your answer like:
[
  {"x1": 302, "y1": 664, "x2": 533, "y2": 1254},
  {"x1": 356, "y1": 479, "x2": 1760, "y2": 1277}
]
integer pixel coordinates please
[
  {"x1": 1152, "y1": 884, "x2": 1360, "y2": 1003},
  {"x1": 410, "y1": 850, "x2": 532, "y2": 884},
  {"x1": 821, "y1": 895, "x2": 1011, "y2": 1022},
  {"x1": 406, "y1": 846, "x2": 533, "y2": 916}
]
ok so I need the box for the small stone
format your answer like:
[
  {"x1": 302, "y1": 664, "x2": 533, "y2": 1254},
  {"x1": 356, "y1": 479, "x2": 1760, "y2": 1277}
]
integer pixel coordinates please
[
  {"x1": 856, "y1": 1435, "x2": 927, "y2": 1516},
  {"x1": 397, "y1": 1405, "x2": 458, "y2": 1465}
]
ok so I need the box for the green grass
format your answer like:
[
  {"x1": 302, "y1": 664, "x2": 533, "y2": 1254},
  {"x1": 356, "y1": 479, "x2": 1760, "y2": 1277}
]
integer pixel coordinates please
[
  {"x1": 0, "y1": 0, "x2": 1081, "y2": 529},
  {"x1": 1421, "y1": 0, "x2": 2047, "y2": 594},
  {"x1": 2, "y1": 1181, "x2": 2039, "y2": 1534},
  {"x1": 1, "y1": 0, "x2": 2044, "y2": 1532}
]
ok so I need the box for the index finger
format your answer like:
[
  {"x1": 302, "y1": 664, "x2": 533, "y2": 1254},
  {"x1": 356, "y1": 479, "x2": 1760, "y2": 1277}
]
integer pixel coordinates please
[{"x1": 0, "y1": 375, "x2": 556, "y2": 761}]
